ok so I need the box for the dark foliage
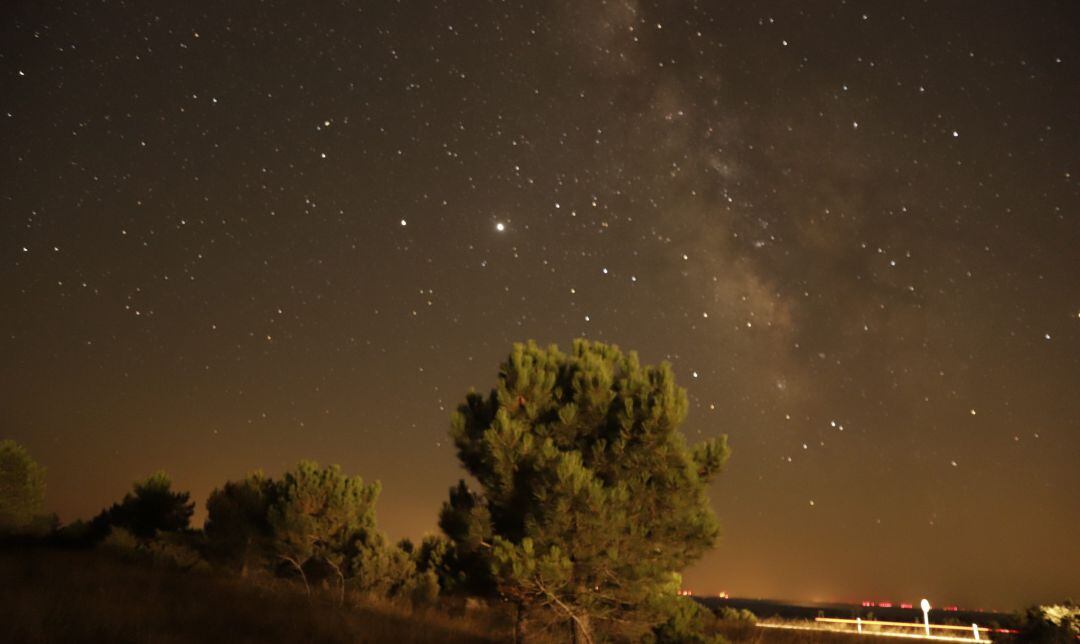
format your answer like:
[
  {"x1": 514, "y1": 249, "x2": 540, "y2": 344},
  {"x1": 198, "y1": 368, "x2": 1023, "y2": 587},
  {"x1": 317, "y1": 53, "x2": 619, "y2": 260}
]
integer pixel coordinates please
[{"x1": 91, "y1": 471, "x2": 194, "y2": 541}]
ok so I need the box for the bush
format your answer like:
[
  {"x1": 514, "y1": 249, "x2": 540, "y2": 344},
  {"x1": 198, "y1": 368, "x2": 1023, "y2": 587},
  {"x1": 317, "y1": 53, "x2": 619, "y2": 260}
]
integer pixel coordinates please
[
  {"x1": 144, "y1": 532, "x2": 209, "y2": 571},
  {"x1": 717, "y1": 606, "x2": 756, "y2": 623},
  {"x1": 652, "y1": 596, "x2": 728, "y2": 643},
  {"x1": 712, "y1": 606, "x2": 758, "y2": 642},
  {"x1": 1017, "y1": 602, "x2": 1080, "y2": 643},
  {"x1": 100, "y1": 526, "x2": 141, "y2": 560},
  {"x1": 409, "y1": 570, "x2": 441, "y2": 607}
]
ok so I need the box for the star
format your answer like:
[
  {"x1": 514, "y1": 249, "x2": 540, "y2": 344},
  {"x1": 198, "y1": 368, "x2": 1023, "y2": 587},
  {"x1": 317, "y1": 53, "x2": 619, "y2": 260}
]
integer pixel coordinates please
[{"x1": 2, "y1": 0, "x2": 1074, "y2": 613}]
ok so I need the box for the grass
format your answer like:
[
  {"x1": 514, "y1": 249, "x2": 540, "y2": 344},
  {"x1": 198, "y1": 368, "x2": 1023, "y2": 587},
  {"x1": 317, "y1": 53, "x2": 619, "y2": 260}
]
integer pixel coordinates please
[
  {"x1": 0, "y1": 546, "x2": 995, "y2": 643},
  {"x1": 0, "y1": 547, "x2": 508, "y2": 643}
]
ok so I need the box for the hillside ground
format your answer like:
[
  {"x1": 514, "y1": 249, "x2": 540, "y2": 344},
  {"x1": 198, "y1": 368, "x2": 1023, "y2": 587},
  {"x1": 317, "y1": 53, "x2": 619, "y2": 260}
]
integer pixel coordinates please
[{"x1": 0, "y1": 546, "x2": 507, "y2": 644}]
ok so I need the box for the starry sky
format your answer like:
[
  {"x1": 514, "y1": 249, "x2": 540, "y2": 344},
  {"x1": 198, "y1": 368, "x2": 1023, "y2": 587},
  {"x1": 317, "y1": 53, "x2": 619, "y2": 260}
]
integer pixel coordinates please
[{"x1": 3, "y1": 0, "x2": 1078, "y2": 609}]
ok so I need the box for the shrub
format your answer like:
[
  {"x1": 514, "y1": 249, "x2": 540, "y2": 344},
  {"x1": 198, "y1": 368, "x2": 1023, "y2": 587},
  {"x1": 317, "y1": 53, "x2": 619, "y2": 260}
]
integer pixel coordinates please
[
  {"x1": 652, "y1": 596, "x2": 728, "y2": 643},
  {"x1": 1017, "y1": 602, "x2": 1080, "y2": 643}
]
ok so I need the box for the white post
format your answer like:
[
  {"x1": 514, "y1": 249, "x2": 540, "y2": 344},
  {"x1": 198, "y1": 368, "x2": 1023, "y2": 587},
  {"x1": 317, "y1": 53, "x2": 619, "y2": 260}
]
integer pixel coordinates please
[
  {"x1": 920, "y1": 599, "x2": 931, "y2": 638},
  {"x1": 856, "y1": 617, "x2": 862, "y2": 634},
  {"x1": 972, "y1": 623, "x2": 980, "y2": 641}
]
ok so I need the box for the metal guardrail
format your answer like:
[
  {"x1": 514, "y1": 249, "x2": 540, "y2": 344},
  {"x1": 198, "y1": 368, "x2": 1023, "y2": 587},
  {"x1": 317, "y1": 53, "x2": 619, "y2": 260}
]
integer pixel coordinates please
[
  {"x1": 816, "y1": 616, "x2": 1015, "y2": 640},
  {"x1": 755, "y1": 616, "x2": 1019, "y2": 642}
]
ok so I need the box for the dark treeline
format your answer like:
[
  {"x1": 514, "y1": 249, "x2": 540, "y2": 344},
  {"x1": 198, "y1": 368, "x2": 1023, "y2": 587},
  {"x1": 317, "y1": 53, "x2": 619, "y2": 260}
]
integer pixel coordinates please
[{"x1": 88, "y1": 462, "x2": 442, "y2": 606}]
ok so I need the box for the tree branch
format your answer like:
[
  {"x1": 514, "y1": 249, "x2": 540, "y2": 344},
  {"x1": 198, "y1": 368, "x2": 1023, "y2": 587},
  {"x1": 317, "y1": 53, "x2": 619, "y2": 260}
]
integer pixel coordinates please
[{"x1": 533, "y1": 576, "x2": 593, "y2": 644}]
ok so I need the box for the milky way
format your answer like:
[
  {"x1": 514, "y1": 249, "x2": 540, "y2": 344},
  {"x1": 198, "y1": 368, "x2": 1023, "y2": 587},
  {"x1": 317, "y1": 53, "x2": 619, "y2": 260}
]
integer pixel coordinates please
[{"x1": 3, "y1": 1, "x2": 1078, "y2": 608}]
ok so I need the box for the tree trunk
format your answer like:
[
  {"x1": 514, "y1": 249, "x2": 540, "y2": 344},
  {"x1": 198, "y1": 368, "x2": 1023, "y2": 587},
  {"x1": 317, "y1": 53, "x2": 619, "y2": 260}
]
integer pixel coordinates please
[
  {"x1": 327, "y1": 558, "x2": 347, "y2": 605},
  {"x1": 240, "y1": 537, "x2": 251, "y2": 578},
  {"x1": 281, "y1": 555, "x2": 310, "y2": 595},
  {"x1": 513, "y1": 602, "x2": 527, "y2": 644},
  {"x1": 571, "y1": 613, "x2": 592, "y2": 644}
]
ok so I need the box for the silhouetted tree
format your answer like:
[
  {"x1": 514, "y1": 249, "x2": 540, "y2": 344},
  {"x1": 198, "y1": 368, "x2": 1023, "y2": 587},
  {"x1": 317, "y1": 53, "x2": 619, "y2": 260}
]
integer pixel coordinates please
[
  {"x1": 0, "y1": 439, "x2": 47, "y2": 534},
  {"x1": 443, "y1": 340, "x2": 729, "y2": 643},
  {"x1": 93, "y1": 471, "x2": 194, "y2": 540},
  {"x1": 205, "y1": 471, "x2": 277, "y2": 576},
  {"x1": 438, "y1": 480, "x2": 497, "y2": 596}
]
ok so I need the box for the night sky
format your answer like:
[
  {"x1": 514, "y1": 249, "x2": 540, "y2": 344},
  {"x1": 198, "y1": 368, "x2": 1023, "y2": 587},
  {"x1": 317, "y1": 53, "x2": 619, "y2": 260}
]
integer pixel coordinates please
[{"x1": 3, "y1": 1, "x2": 1078, "y2": 609}]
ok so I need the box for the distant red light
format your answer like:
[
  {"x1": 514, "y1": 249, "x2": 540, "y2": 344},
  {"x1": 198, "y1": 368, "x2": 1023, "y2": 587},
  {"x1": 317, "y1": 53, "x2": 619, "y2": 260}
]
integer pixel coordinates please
[
  {"x1": 878, "y1": 602, "x2": 893, "y2": 608},
  {"x1": 900, "y1": 603, "x2": 913, "y2": 609}
]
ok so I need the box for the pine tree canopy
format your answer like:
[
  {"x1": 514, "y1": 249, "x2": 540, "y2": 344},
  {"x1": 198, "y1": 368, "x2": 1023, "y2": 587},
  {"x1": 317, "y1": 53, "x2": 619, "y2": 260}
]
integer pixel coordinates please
[
  {"x1": 0, "y1": 439, "x2": 47, "y2": 533},
  {"x1": 239, "y1": 460, "x2": 425, "y2": 600},
  {"x1": 444, "y1": 339, "x2": 729, "y2": 639},
  {"x1": 268, "y1": 460, "x2": 381, "y2": 571}
]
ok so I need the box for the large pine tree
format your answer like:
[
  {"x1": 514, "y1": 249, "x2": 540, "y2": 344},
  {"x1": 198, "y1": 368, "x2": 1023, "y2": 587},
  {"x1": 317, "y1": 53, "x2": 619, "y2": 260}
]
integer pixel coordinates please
[{"x1": 443, "y1": 340, "x2": 729, "y2": 642}]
